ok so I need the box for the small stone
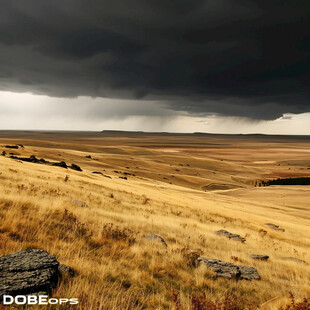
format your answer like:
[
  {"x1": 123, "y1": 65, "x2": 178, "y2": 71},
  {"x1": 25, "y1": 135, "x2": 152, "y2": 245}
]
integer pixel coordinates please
[
  {"x1": 71, "y1": 200, "x2": 89, "y2": 208},
  {"x1": 265, "y1": 223, "x2": 285, "y2": 232},
  {"x1": 145, "y1": 234, "x2": 167, "y2": 247},
  {"x1": 215, "y1": 229, "x2": 246, "y2": 242}
]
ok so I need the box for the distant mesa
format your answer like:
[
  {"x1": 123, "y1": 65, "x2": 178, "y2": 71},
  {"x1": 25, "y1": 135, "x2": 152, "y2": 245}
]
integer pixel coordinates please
[
  {"x1": 198, "y1": 257, "x2": 260, "y2": 280},
  {"x1": 215, "y1": 229, "x2": 246, "y2": 242}
]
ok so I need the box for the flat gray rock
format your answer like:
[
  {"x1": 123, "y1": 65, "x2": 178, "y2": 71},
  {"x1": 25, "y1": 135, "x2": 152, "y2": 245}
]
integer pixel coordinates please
[
  {"x1": 0, "y1": 249, "x2": 59, "y2": 301},
  {"x1": 144, "y1": 234, "x2": 167, "y2": 247},
  {"x1": 215, "y1": 229, "x2": 246, "y2": 242},
  {"x1": 265, "y1": 223, "x2": 285, "y2": 232},
  {"x1": 250, "y1": 254, "x2": 269, "y2": 261},
  {"x1": 198, "y1": 257, "x2": 260, "y2": 280}
]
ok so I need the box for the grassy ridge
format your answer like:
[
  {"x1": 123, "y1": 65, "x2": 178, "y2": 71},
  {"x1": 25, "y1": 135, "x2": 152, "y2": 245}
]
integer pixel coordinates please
[{"x1": 0, "y1": 135, "x2": 310, "y2": 309}]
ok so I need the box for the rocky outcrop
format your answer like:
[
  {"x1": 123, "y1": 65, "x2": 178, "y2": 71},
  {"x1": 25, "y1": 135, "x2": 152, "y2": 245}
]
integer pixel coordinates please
[
  {"x1": 198, "y1": 257, "x2": 260, "y2": 280},
  {"x1": 144, "y1": 234, "x2": 167, "y2": 247},
  {"x1": 215, "y1": 229, "x2": 246, "y2": 242},
  {"x1": 250, "y1": 254, "x2": 269, "y2": 261},
  {"x1": 265, "y1": 223, "x2": 285, "y2": 232},
  {"x1": 92, "y1": 172, "x2": 112, "y2": 178},
  {"x1": 0, "y1": 249, "x2": 59, "y2": 301},
  {"x1": 52, "y1": 161, "x2": 68, "y2": 168},
  {"x1": 10, "y1": 155, "x2": 41, "y2": 163},
  {"x1": 70, "y1": 164, "x2": 82, "y2": 171},
  {"x1": 9, "y1": 155, "x2": 82, "y2": 172},
  {"x1": 4, "y1": 145, "x2": 19, "y2": 149}
]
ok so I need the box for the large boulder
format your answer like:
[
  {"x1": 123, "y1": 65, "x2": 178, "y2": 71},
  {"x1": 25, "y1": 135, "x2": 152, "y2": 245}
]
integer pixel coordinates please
[
  {"x1": 0, "y1": 249, "x2": 59, "y2": 301},
  {"x1": 198, "y1": 257, "x2": 260, "y2": 280},
  {"x1": 215, "y1": 229, "x2": 246, "y2": 242}
]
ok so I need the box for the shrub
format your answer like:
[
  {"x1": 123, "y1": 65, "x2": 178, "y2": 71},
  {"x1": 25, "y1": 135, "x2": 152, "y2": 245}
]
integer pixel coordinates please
[
  {"x1": 60, "y1": 209, "x2": 89, "y2": 239},
  {"x1": 101, "y1": 223, "x2": 136, "y2": 245},
  {"x1": 280, "y1": 292, "x2": 310, "y2": 310}
]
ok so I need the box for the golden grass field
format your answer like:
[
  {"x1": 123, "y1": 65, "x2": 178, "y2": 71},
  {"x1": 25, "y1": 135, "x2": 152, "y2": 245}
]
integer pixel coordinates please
[{"x1": 0, "y1": 131, "x2": 309, "y2": 309}]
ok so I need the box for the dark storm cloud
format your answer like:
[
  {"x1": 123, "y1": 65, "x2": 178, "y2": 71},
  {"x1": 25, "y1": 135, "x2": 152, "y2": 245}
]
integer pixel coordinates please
[{"x1": 0, "y1": 0, "x2": 310, "y2": 119}]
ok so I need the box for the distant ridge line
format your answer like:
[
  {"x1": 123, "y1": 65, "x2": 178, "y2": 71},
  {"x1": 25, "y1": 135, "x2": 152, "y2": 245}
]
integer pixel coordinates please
[
  {"x1": 99, "y1": 130, "x2": 310, "y2": 138},
  {"x1": 0, "y1": 129, "x2": 309, "y2": 139}
]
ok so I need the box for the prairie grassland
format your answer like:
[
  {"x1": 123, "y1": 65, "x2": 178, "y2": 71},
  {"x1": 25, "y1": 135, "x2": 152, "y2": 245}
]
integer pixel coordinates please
[{"x1": 0, "y1": 132, "x2": 309, "y2": 309}]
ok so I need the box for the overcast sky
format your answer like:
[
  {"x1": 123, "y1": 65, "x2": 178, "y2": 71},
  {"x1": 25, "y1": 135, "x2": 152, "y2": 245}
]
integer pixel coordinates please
[{"x1": 0, "y1": 1, "x2": 310, "y2": 133}]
